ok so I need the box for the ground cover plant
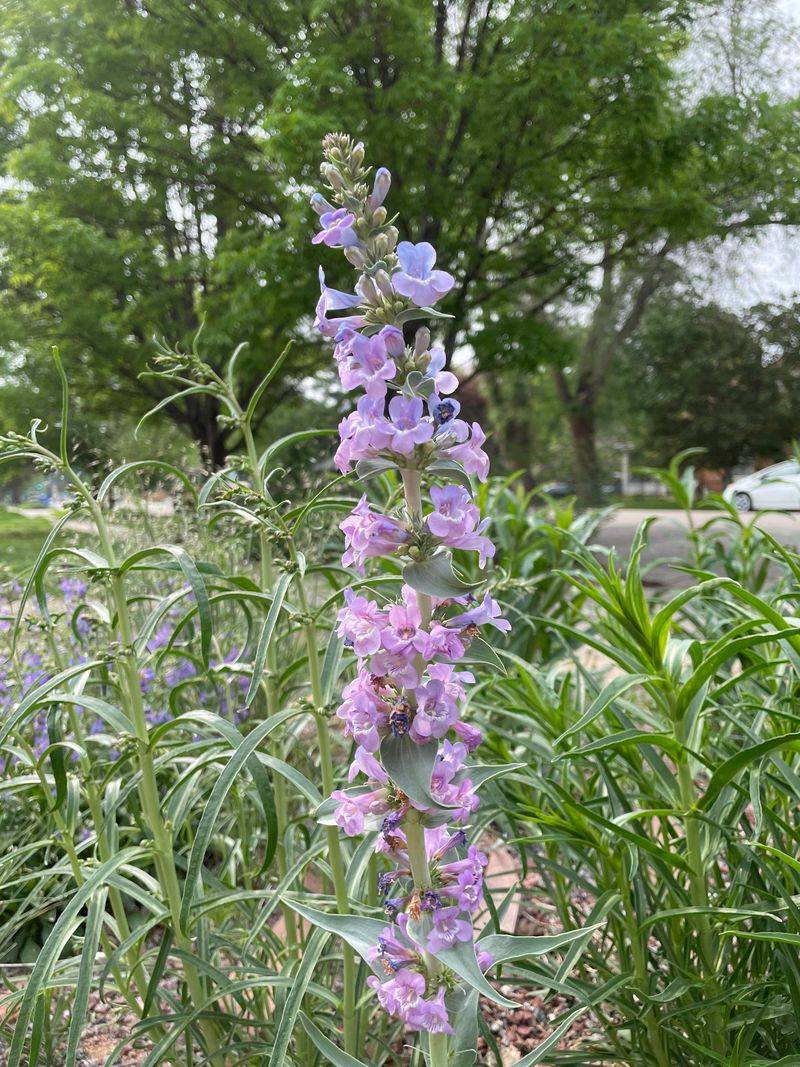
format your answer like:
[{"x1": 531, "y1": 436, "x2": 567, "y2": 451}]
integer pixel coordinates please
[
  {"x1": 0, "y1": 508, "x2": 58, "y2": 576},
  {"x1": 1, "y1": 135, "x2": 800, "y2": 1067}
]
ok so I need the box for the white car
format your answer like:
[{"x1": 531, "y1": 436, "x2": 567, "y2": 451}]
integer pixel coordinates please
[{"x1": 723, "y1": 460, "x2": 800, "y2": 512}]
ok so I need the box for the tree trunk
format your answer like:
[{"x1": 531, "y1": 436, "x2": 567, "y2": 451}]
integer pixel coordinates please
[
  {"x1": 184, "y1": 392, "x2": 228, "y2": 470},
  {"x1": 568, "y1": 408, "x2": 603, "y2": 505},
  {"x1": 552, "y1": 367, "x2": 603, "y2": 506},
  {"x1": 205, "y1": 421, "x2": 228, "y2": 470}
]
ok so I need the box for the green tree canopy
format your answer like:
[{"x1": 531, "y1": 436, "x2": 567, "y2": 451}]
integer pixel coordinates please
[
  {"x1": 0, "y1": 0, "x2": 797, "y2": 480},
  {"x1": 621, "y1": 293, "x2": 800, "y2": 471}
]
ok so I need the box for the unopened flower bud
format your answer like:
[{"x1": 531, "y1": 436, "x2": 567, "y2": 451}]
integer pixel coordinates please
[
  {"x1": 384, "y1": 225, "x2": 399, "y2": 251},
  {"x1": 310, "y1": 192, "x2": 335, "y2": 217},
  {"x1": 374, "y1": 269, "x2": 395, "y2": 300},
  {"x1": 351, "y1": 142, "x2": 365, "y2": 168},
  {"x1": 407, "y1": 545, "x2": 423, "y2": 560},
  {"x1": 321, "y1": 163, "x2": 345, "y2": 191},
  {"x1": 369, "y1": 167, "x2": 392, "y2": 210},
  {"x1": 357, "y1": 275, "x2": 380, "y2": 303},
  {"x1": 344, "y1": 246, "x2": 367, "y2": 268},
  {"x1": 372, "y1": 206, "x2": 387, "y2": 226},
  {"x1": 379, "y1": 324, "x2": 405, "y2": 358},
  {"x1": 413, "y1": 328, "x2": 431, "y2": 356}
]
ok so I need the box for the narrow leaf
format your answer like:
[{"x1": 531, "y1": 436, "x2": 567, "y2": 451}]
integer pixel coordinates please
[
  {"x1": 299, "y1": 1012, "x2": 371, "y2": 1067},
  {"x1": 697, "y1": 733, "x2": 800, "y2": 811},
  {"x1": 268, "y1": 928, "x2": 330, "y2": 1067},
  {"x1": 508, "y1": 1006, "x2": 591, "y2": 1066},
  {"x1": 245, "y1": 571, "x2": 293, "y2": 707},
  {"x1": 65, "y1": 889, "x2": 108, "y2": 1067}
]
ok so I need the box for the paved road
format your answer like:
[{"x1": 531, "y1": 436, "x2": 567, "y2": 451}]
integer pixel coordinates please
[{"x1": 595, "y1": 508, "x2": 800, "y2": 588}]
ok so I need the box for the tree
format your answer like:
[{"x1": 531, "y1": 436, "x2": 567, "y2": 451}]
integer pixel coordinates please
[
  {"x1": 0, "y1": 0, "x2": 797, "y2": 482},
  {"x1": 0, "y1": 0, "x2": 314, "y2": 465},
  {"x1": 619, "y1": 293, "x2": 800, "y2": 472}
]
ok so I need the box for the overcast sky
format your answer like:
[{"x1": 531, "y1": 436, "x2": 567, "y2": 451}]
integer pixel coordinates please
[{"x1": 687, "y1": 0, "x2": 800, "y2": 311}]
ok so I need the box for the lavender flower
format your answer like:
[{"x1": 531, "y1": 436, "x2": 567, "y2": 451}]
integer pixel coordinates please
[
  {"x1": 386, "y1": 396, "x2": 434, "y2": 456},
  {"x1": 312, "y1": 207, "x2": 359, "y2": 247},
  {"x1": 426, "y1": 906, "x2": 474, "y2": 954},
  {"x1": 340, "y1": 496, "x2": 410, "y2": 573},
  {"x1": 393, "y1": 242, "x2": 455, "y2": 306},
  {"x1": 310, "y1": 133, "x2": 511, "y2": 1050}
]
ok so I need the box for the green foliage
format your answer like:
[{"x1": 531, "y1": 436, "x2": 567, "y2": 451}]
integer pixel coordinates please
[
  {"x1": 1, "y1": 0, "x2": 798, "y2": 475},
  {"x1": 0, "y1": 507, "x2": 53, "y2": 575},
  {"x1": 478, "y1": 475, "x2": 800, "y2": 1063},
  {"x1": 0, "y1": 352, "x2": 603, "y2": 1065},
  {"x1": 4, "y1": 343, "x2": 800, "y2": 1063},
  {"x1": 621, "y1": 294, "x2": 800, "y2": 470}
]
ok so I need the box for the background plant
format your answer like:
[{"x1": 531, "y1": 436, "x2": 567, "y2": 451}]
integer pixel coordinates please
[
  {"x1": 0, "y1": 1, "x2": 798, "y2": 497},
  {"x1": 478, "y1": 469, "x2": 800, "y2": 1064}
]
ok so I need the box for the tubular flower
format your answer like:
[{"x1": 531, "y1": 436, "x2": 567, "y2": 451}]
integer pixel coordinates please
[{"x1": 310, "y1": 133, "x2": 509, "y2": 1050}]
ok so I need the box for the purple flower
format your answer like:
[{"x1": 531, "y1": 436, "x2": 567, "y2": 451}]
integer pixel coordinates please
[
  {"x1": 426, "y1": 906, "x2": 473, "y2": 955},
  {"x1": 314, "y1": 267, "x2": 362, "y2": 338},
  {"x1": 452, "y1": 719, "x2": 484, "y2": 751},
  {"x1": 380, "y1": 599, "x2": 430, "y2": 659},
  {"x1": 426, "y1": 485, "x2": 478, "y2": 540},
  {"x1": 429, "y1": 394, "x2": 461, "y2": 428},
  {"x1": 331, "y1": 787, "x2": 391, "y2": 836},
  {"x1": 379, "y1": 324, "x2": 405, "y2": 359},
  {"x1": 426, "y1": 485, "x2": 495, "y2": 568},
  {"x1": 369, "y1": 648, "x2": 421, "y2": 689},
  {"x1": 393, "y1": 242, "x2": 455, "y2": 306},
  {"x1": 310, "y1": 192, "x2": 336, "y2": 216},
  {"x1": 335, "y1": 396, "x2": 392, "y2": 473},
  {"x1": 312, "y1": 208, "x2": 359, "y2": 248},
  {"x1": 405, "y1": 986, "x2": 455, "y2": 1035},
  {"x1": 440, "y1": 846, "x2": 488, "y2": 913},
  {"x1": 442, "y1": 422, "x2": 490, "y2": 481},
  {"x1": 386, "y1": 396, "x2": 434, "y2": 456},
  {"x1": 410, "y1": 678, "x2": 460, "y2": 743},
  {"x1": 367, "y1": 924, "x2": 420, "y2": 973},
  {"x1": 477, "y1": 948, "x2": 494, "y2": 971},
  {"x1": 309, "y1": 136, "x2": 513, "y2": 1036},
  {"x1": 369, "y1": 968, "x2": 426, "y2": 1015},
  {"x1": 427, "y1": 346, "x2": 459, "y2": 395},
  {"x1": 336, "y1": 589, "x2": 386, "y2": 657},
  {"x1": 336, "y1": 331, "x2": 396, "y2": 397},
  {"x1": 426, "y1": 623, "x2": 467, "y2": 661},
  {"x1": 348, "y1": 745, "x2": 389, "y2": 784},
  {"x1": 368, "y1": 167, "x2": 392, "y2": 210},
  {"x1": 336, "y1": 670, "x2": 389, "y2": 753},
  {"x1": 448, "y1": 593, "x2": 511, "y2": 633},
  {"x1": 341, "y1": 496, "x2": 409, "y2": 573}
]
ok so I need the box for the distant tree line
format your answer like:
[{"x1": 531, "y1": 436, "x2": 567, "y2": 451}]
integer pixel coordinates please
[{"x1": 0, "y1": 0, "x2": 798, "y2": 500}]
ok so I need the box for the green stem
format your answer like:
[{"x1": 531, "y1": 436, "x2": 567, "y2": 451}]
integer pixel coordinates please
[
  {"x1": 83, "y1": 494, "x2": 225, "y2": 1059},
  {"x1": 405, "y1": 817, "x2": 449, "y2": 1067},
  {"x1": 676, "y1": 755, "x2": 725, "y2": 1052},
  {"x1": 241, "y1": 415, "x2": 354, "y2": 1053},
  {"x1": 400, "y1": 469, "x2": 450, "y2": 1067},
  {"x1": 242, "y1": 423, "x2": 297, "y2": 951},
  {"x1": 303, "y1": 611, "x2": 357, "y2": 1057},
  {"x1": 24, "y1": 736, "x2": 143, "y2": 1019},
  {"x1": 615, "y1": 868, "x2": 669, "y2": 1067},
  {"x1": 44, "y1": 625, "x2": 155, "y2": 1015}
]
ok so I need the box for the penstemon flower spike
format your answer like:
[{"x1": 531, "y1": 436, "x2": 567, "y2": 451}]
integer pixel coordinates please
[{"x1": 309, "y1": 133, "x2": 512, "y2": 1065}]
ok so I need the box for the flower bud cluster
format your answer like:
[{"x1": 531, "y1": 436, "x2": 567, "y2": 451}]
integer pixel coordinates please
[{"x1": 311, "y1": 134, "x2": 509, "y2": 1039}]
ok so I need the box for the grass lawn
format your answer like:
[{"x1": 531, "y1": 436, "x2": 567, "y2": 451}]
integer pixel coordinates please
[{"x1": 0, "y1": 507, "x2": 54, "y2": 578}]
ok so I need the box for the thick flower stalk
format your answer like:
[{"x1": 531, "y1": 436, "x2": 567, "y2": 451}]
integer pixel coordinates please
[{"x1": 311, "y1": 134, "x2": 510, "y2": 1062}]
